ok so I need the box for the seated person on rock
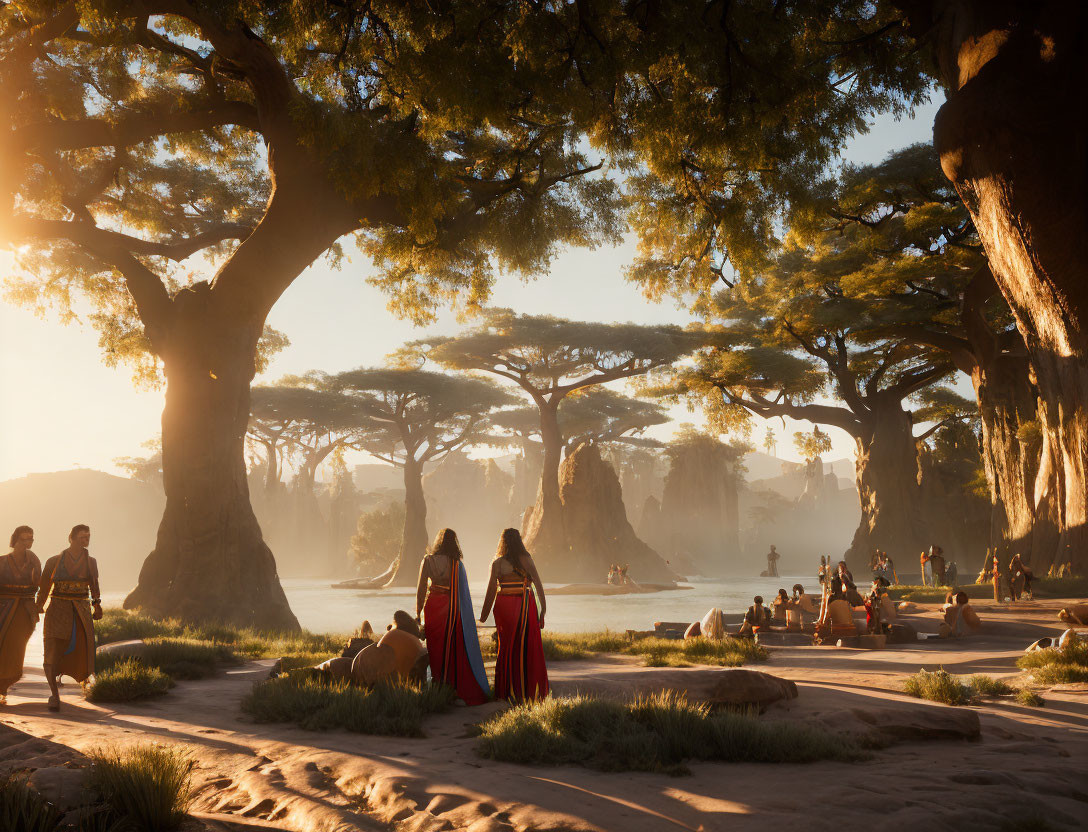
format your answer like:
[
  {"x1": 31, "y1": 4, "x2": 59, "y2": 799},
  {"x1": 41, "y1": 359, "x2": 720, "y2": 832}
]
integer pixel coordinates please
[
  {"x1": 819, "y1": 586, "x2": 858, "y2": 636},
  {"x1": 771, "y1": 589, "x2": 790, "y2": 625},
  {"x1": 787, "y1": 585, "x2": 817, "y2": 631},
  {"x1": 738, "y1": 596, "x2": 771, "y2": 636}
]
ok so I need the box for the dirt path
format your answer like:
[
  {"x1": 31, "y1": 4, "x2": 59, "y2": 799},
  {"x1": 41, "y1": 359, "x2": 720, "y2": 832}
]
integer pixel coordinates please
[{"x1": 1, "y1": 601, "x2": 1086, "y2": 832}]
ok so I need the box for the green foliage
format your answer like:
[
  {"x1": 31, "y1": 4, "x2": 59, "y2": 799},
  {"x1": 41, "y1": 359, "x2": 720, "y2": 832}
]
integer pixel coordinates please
[
  {"x1": 494, "y1": 631, "x2": 767, "y2": 668},
  {"x1": 793, "y1": 426, "x2": 832, "y2": 461},
  {"x1": 0, "y1": 771, "x2": 61, "y2": 832},
  {"x1": 349, "y1": 501, "x2": 405, "y2": 574},
  {"x1": 902, "y1": 668, "x2": 973, "y2": 706},
  {"x1": 476, "y1": 693, "x2": 865, "y2": 774},
  {"x1": 87, "y1": 659, "x2": 173, "y2": 703},
  {"x1": 967, "y1": 675, "x2": 1013, "y2": 697},
  {"x1": 87, "y1": 745, "x2": 194, "y2": 832},
  {"x1": 242, "y1": 675, "x2": 455, "y2": 737},
  {"x1": 886, "y1": 584, "x2": 990, "y2": 602}
]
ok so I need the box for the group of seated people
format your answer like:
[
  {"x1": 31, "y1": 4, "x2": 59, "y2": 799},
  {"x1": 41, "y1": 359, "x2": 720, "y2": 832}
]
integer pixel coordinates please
[
  {"x1": 737, "y1": 584, "x2": 820, "y2": 635},
  {"x1": 606, "y1": 563, "x2": 631, "y2": 586}
]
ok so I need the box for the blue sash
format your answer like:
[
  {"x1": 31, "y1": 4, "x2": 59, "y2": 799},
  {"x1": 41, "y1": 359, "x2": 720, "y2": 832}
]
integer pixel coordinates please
[{"x1": 455, "y1": 562, "x2": 491, "y2": 697}]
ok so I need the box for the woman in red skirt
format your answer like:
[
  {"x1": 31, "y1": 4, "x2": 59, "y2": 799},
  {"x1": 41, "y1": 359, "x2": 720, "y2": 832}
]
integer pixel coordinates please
[
  {"x1": 415, "y1": 528, "x2": 490, "y2": 705},
  {"x1": 479, "y1": 528, "x2": 549, "y2": 702}
]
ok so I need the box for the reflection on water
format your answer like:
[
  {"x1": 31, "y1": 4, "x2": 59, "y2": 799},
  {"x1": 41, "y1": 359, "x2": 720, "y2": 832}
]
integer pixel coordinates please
[{"x1": 22, "y1": 574, "x2": 818, "y2": 667}]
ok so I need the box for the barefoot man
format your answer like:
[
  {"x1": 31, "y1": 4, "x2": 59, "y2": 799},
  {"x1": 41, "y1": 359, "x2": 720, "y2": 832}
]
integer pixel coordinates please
[{"x1": 37, "y1": 524, "x2": 102, "y2": 711}]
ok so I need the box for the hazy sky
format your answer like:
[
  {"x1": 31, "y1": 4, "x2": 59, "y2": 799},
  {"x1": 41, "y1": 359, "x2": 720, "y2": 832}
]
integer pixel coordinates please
[{"x1": 0, "y1": 99, "x2": 947, "y2": 483}]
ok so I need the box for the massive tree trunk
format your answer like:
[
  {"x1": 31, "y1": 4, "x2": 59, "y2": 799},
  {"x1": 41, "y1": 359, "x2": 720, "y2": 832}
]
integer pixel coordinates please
[
  {"x1": 387, "y1": 457, "x2": 429, "y2": 587},
  {"x1": 523, "y1": 400, "x2": 567, "y2": 561},
  {"x1": 124, "y1": 287, "x2": 298, "y2": 630},
  {"x1": 929, "y1": 0, "x2": 1088, "y2": 571},
  {"x1": 846, "y1": 400, "x2": 931, "y2": 566},
  {"x1": 972, "y1": 355, "x2": 1044, "y2": 563}
]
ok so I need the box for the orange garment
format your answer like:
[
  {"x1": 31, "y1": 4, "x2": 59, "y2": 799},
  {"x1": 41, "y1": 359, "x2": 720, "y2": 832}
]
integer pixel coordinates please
[
  {"x1": 38, "y1": 551, "x2": 99, "y2": 683},
  {"x1": 0, "y1": 552, "x2": 41, "y2": 694}
]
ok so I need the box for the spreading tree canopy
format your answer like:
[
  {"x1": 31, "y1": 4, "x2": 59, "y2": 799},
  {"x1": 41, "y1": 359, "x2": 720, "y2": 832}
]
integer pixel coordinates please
[
  {"x1": 404, "y1": 308, "x2": 703, "y2": 564},
  {"x1": 330, "y1": 368, "x2": 516, "y2": 585},
  {"x1": 0, "y1": 2, "x2": 619, "y2": 626}
]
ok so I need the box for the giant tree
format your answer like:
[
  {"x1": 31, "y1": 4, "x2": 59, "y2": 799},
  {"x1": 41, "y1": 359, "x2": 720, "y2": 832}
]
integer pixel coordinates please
[
  {"x1": 331, "y1": 368, "x2": 515, "y2": 586},
  {"x1": 521, "y1": 0, "x2": 1087, "y2": 568},
  {"x1": 406, "y1": 309, "x2": 701, "y2": 560},
  {"x1": 1, "y1": 2, "x2": 618, "y2": 626}
]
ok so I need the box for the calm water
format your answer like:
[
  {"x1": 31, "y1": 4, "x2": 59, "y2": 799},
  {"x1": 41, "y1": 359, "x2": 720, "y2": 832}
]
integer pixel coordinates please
[{"x1": 19, "y1": 574, "x2": 815, "y2": 667}]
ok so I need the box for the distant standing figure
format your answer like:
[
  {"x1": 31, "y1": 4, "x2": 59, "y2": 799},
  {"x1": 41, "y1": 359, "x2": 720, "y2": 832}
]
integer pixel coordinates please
[
  {"x1": 1008, "y1": 554, "x2": 1030, "y2": 601},
  {"x1": 920, "y1": 550, "x2": 931, "y2": 587},
  {"x1": 37, "y1": 524, "x2": 102, "y2": 711},
  {"x1": 766, "y1": 546, "x2": 781, "y2": 578},
  {"x1": 989, "y1": 554, "x2": 1002, "y2": 603},
  {"x1": 415, "y1": 528, "x2": 489, "y2": 705},
  {"x1": 0, "y1": 526, "x2": 42, "y2": 703},
  {"x1": 818, "y1": 556, "x2": 828, "y2": 586},
  {"x1": 479, "y1": 529, "x2": 549, "y2": 702},
  {"x1": 930, "y1": 546, "x2": 947, "y2": 585}
]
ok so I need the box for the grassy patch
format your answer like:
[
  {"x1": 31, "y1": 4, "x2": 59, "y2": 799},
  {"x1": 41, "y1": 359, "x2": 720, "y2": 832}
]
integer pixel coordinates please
[
  {"x1": 1016, "y1": 689, "x2": 1045, "y2": 707},
  {"x1": 476, "y1": 692, "x2": 864, "y2": 774},
  {"x1": 97, "y1": 638, "x2": 241, "y2": 681},
  {"x1": 97, "y1": 608, "x2": 344, "y2": 660},
  {"x1": 483, "y1": 630, "x2": 768, "y2": 668},
  {"x1": 903, "y1": 668, "x2": 973, "y2": 705},
  {"x1": 1033, "y1": 575, "x2": 1088, "y2": 598},
  {"x1": 88, "y1": 744, "x2": 194, "y2": 832},
  {"x1": 887, "y1": 584, "x2": 990, "y2": 602},
  {"x1": 967, "y1": 675, "x2": 1014, "y2": 697},
  {"x1": 1016, "y1": 642, "x2": 1088, "y2": 684},
  {"x1": 241, "y1": 674, "x2": 455, "y2": 737},
  {"x1": 87, "y1": 659, "x2": 174, "y2": 703},
  {"x1": 0, "y1": 771, "x2": 61, "y2": 832}
]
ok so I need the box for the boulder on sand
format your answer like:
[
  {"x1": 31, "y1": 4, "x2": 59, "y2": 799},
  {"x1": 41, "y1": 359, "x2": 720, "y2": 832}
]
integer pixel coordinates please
[
  {"x1": 554, "y1": 667, "x2": 797, "y2": 710},
  {"x1": 351, "y1": 628, "x2": 427, "y2": 687}
]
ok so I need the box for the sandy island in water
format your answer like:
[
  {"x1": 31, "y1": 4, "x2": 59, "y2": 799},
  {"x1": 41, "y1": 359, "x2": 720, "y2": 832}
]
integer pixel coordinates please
[{"x1": 1, "y1": 597, "x2": 1086, "y2": 832}]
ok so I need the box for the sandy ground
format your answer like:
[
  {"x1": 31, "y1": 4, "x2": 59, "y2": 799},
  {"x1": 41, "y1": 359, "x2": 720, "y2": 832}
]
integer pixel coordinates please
[{"x1": 1, "y1": 598, "x2": 1086, "y2": 832}]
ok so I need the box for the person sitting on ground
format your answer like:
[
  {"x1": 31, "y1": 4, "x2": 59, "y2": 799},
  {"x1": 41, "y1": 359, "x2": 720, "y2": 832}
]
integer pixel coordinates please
[
  {"x1": 820, "y1": 586, "x2": 858, "y2": 636},
  {"x1": 789, "y1": 584, "x2": 817, "y2": 631},
  {"x1": 836, "y1": 560, "x2": 865, "y2": 606},
  {"x1": 738, "y1": 596, "x2": 771, "y2": 636},
  {"x1": 1058, "y1": 604, "x2": 1088, "y2": 627},
  {"x1": 771, "y1": 588, "x2": 790, "y2": 625},
  {"x1": 940, "y1": 590, "x2": 980, "y2": 638}
]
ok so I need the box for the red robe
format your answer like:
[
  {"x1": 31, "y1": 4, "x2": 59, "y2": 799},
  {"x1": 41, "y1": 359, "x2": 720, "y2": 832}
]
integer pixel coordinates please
[
  {"x1": 493, "y1": 577, "x2": 549, "y2": 702},
  {"x1": 422, "y1": 560, "x2": 489, "y2": 705}
]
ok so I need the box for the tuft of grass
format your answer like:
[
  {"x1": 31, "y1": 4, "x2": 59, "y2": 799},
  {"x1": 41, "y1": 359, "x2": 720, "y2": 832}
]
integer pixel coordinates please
[
  {"x1": 1033, "y1": 575, "x2": 1088, "y2": 598},
  {"x1": 87, "y1": 744, "x2": 194, "y2": 832},
  {"x1": 1016, "y1": 642, "x2": 1088, "y2": 685},
  {"x1": 903, "y1": 668, "x2": 973, "y2": 705},
  {"x1": 541, "y1": 631, "x2": 630, "y2": 661},
  {"x1": 0, "y1": 771, "x2": 61, "y2": 832},
  {"x1": 1015, "y1": 689, "x2": 1045, "y2": 707},
  {"x1": 968, "y1": 675, "x2": 1014, "y2": 697},
  {"x1": 476, "y1": 692, "x2": 864, "y2": 774},
  {"x1": 241, "y1": 674, "x2": 455, "y2": 737},
  {"x1": 87, "y1": 659, "x2": 174, "y2": 703}
]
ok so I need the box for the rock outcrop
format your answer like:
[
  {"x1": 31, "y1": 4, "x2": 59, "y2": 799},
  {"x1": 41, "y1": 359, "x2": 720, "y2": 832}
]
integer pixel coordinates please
[{"x1": 536, "y1": 443, "x2": 675, "y2": 583}]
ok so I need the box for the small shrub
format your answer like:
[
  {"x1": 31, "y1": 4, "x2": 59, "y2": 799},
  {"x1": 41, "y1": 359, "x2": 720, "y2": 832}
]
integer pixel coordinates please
[
  {"x1": 1016, "y1": 642, "x2": 1088, "y2": 684},
  {"x1": 0, "y1": 771, "x2": 61, "y2": 832},
  {"x1": 96, "y1": 639, "x2": 240, "y2": 681},
  {"x1": 903, "y1": 668, "x2": 973, "y2": 705},
  {"x1": 968, "y1": 675, "x2": 1013, "y2": 697},
  {"x1": 476, "y1": 692, "x2": 864, "y2": 774},
  {"x1": 87, "y1": 660, "x2": 173, "y2": 703},
  {"x1": 87, "y1": 744, "x2": 194, "y2": 832},
  {"x1": 241, "y1": 675, "x2": 455, "y2": 737},
  {"x1": 542, "y1": 631, "x2": 630, "y2": 661},
  {"x1": 1016, "y1": 689, "x2": 1045, "y2": 708}
]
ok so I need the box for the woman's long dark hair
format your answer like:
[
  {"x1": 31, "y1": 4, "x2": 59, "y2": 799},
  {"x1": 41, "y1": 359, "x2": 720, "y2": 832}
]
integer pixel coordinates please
[
  {"x1": 496, "y1": 528, "x2": 529, "y2": 576},
  {"x1": 430, "y1": 528, "x2": 463, "y2": 560}
]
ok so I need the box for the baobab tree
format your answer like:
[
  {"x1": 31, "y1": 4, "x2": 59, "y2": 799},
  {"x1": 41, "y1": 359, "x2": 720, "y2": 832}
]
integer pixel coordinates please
[
  {"x1": 405, "y1": 309, "x2": 702, "y2": 563},
  {"x1": 331, "y1": 369, "x2": 515, "y2": 586},
  {"x1": 1, "y1": 4, "x2": 618, "y2": 626}
]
